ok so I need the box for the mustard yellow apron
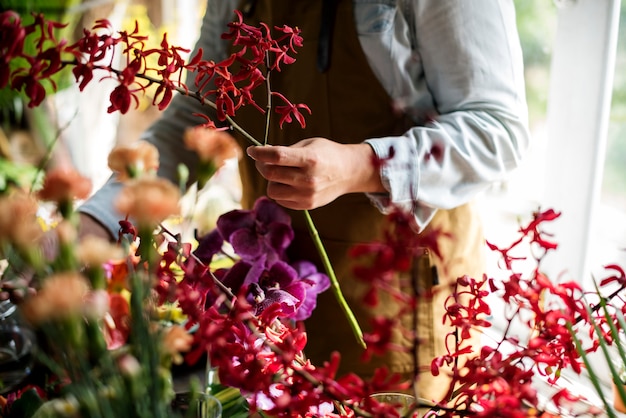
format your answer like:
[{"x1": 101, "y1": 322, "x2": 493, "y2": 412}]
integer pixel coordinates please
[{"x1": 227, "y1": 0, "x2": 485, "y2": 402}]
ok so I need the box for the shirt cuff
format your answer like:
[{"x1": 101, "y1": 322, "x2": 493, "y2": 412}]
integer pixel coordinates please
[{"x1": 364, "y1": 137, "x2": 437, "y2": 230}]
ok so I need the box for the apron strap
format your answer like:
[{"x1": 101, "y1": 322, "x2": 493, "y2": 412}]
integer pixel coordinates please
[{"x1": 317, "y1": 0, "x2": 339, "y2": 72}]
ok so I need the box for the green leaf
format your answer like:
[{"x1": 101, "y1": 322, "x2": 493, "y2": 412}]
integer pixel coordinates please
[
  {"x1": 0, "y1": 158, "x2": 42, "y2": 193},
  {"x1": 6, "y1": 388, "x2": 45, "y2": 418}
]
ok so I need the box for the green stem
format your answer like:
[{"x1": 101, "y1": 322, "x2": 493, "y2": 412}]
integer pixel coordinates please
[
  {"x1": 592, "y1": 281, "x2": 626, "y2": 409},
  {"x1": 303, "y1": 209, "x2": 365, "y2": 348},
  {"x1": 566, "y1": 320, "x2": 617, "y2": 418}
]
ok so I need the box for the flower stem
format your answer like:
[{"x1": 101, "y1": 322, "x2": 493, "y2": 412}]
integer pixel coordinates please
[
  {"x1": 567, "y1": 319, "x2": 617, "y2": 418},
  {"x1": 303, "y1": 209, "x2": 365, "y2": 348}
]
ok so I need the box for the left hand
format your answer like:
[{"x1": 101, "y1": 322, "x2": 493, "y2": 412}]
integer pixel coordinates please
[{"x1": 246, "y1": 137, "x2": 384, "y2": 210}]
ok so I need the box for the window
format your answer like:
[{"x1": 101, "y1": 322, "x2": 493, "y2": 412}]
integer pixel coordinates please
[
  {"x1": 482, "y1": 0, "x2": 623, "y2": 399},
  {"x1": 591, "y1": 0, "x2": 626, "y2": 281}
]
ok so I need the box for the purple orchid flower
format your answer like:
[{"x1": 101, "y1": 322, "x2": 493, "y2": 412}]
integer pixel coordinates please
[
  {"x1": 192, "y1": 197, "x2": 329, "y2": 321},
  {"x1": 251, "y1": 260, "x2": 308, "y2": 318},
  {"x1": 193, "y1": 197, "x2": 294, "y2": 265},
  {"x1": 220, "y1": 258, "x2": 329, "y2": 321},
  {"x1": 216, "y1": 197, "x2": 294, "y2": 263},
  {"x1": 290, "y1": 260, "x2": 330, "y2": 321}
]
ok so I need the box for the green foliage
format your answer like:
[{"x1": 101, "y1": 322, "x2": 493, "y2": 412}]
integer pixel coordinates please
[
  {"x1": 2, "y1": 0, "x2": 78, "y2": 14},
  {"x1": 0, "y1": 157, "x2": 42, "y2": 194}
]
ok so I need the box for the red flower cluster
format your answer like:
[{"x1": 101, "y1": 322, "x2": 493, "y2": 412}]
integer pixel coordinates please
[
  {"x1": 1, "y1": 12, "x2": 67, "y2": 107},
  {"x1": 151, "y1": 200, "x2": 414, "y2": 417},
  {"x1": 1, "y1": 9, "x2": 310, "y2": 130},
  {"x1": 431, "y1": 209, "x2": 624, "y2": 417},
  {"x1": 193, "y1": 9, "x2": 311, "y2": 125}
]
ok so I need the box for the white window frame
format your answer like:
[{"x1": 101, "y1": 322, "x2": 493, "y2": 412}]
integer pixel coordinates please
[{"x1": 541, "y1": 0, "x2": 621, "y2": 285}]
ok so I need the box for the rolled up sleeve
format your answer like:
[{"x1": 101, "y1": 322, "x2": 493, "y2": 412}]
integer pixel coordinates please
[{"x1": 366, "y1": 0, "x2": 530, "y2": 230}]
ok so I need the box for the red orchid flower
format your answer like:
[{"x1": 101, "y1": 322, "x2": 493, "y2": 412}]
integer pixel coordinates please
[{"x1": 272, "y1": 92, "x2": 311, "y2": 128}]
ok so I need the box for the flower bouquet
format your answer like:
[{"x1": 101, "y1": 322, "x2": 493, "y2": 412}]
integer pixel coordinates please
[{"x1": 2, "y1": 6, "x2": 626, "y2": 418}]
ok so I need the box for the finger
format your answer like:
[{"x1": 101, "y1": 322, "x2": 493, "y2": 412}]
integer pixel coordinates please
[
  {"x1": 255, "y1": 161, "x2": 303, "y2": 186},
  {"x1": 266, "y1": 181, "x2": 297, "y2": 200},
  {"x1": 272, "y1": 197, "x2": 311, "y2": 211},
  {"x1": 266, "y1": 182, "x2": 317, "y2": 210},
  {"x1": 247, "y1": 145, "x2": 309, "y2": 168}
]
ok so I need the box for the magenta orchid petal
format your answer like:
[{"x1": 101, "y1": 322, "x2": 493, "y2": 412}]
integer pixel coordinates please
[
  {"x1": 216, "y1": 209, "x2": 256, "y2": 240},
  {"x1": 193, "y1": 229, "x2": 224, "y2": 264},
  {"x1": 255, "y1": 288, "x2": 300, "y2": 317},
  {"x1": 254, "y1": 196, "x2": 291, "y2": 226},
  {"x1": 268, "y1": 261, "x2": 308, "y2": 302},
  {"x1": 266, "y1": 260, "x2": 298, "y2": 288},
  {"x1": 292, "y1": 260, "x2": 331, "y2": 293},
  {"x1": 291, "y1": 260, "x2": 331, "y2": 321},
  {"x1": 215, "y1": 197, "x2": 294, "y2": 262},
  {"x1": 293, "y1": 292, "x2": 318, "y2": 321},
  {"x1": 220, "y1": 260, "x2": 251, "y2": 292},
  {"x1": 242, "y1": 256, "x2": 267, "y2": 288},
  {"x1": 230, "y1": 228, "x2": 264, "y2": 259},
  {"x1": 266, "y1": 222, "x2": 295, "y2": 254},
  {"x1": 282, "y1": 281, "x2": 308, "y2": 308}
]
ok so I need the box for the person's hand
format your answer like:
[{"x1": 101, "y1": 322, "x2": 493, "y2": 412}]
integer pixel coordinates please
[
  {"x1": 246, "y1": 138, "x2": 385, "y2": 210},
  {"x1": 78, "y1": 212, "x2": 115, "y2": 242}
]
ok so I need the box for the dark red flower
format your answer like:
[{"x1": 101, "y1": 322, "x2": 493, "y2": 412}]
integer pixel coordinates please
[
  {"x1": 272, "y1": 92, "x2": 311, "y2": 128},
  {"x1": 107, "y1": 84, "x2": 134, "y2": 114}
]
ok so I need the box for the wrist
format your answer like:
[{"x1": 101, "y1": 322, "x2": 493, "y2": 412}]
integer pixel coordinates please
[{"x1": 348, "y1": 143, "x2": 385, "y2": 194}]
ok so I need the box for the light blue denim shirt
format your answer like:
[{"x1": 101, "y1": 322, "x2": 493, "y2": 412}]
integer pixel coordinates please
[{"x1": 79, "y1": 0, "x2": 530, "y2": 236}]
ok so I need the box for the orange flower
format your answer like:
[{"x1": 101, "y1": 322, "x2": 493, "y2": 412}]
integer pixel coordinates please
[
  {"x1": 108, "y1": 141, "x2": 159, "y2": 181},
  {"x1": 106, "y1": 257, "x2": 132, "y2": 293},
  {"x1": 103, "y1": 293, "x2": 131, "y2": 350},
  {"x1": 37, "y1": 167, "x2": 92, "y2": 203},
  {"x1": 115, "y1": 177, "x2": 180, "y2": 227},
  {"x1": 20, "y1": 273, "x2": 90, "y2": 325},
  {"x1": 183, "y1": 126, "x2": 240, "y2": 166},
  {"x1": 54, "y1": 220, "x2": 77, "y2": 245},
  {"x1": 77, "y1": 235, "x2": 123, "y2": 268},
  {"x1": 0, "y1": 191, "x2": 42, "y2": 249},
  {"x1": 162, "y1": 325, "x2": 193, "y2": 364}
]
